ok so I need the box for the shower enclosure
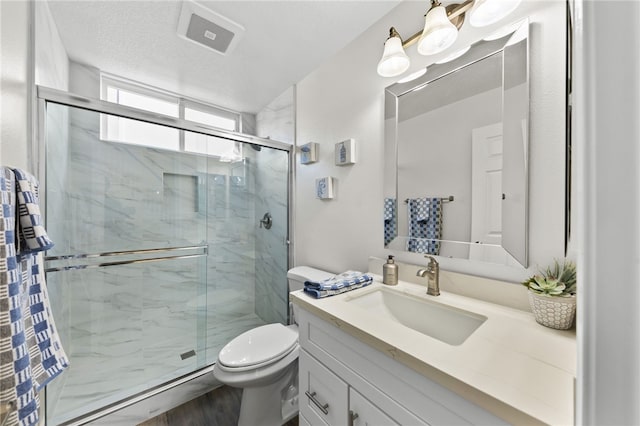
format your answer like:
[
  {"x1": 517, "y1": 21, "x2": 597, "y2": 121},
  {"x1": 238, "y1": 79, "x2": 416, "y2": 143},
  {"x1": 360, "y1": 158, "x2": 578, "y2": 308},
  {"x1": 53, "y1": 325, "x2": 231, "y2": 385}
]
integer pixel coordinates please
[{"x1": 37, "y1": 87, "x2": 293, "y2": 425}]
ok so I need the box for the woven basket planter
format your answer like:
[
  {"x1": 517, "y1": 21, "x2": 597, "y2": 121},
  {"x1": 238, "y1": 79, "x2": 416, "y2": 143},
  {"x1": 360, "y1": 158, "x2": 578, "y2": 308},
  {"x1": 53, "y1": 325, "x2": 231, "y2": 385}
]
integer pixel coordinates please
[{"x1": 527, "y1": 291, "x2": 576, "y2": 330}]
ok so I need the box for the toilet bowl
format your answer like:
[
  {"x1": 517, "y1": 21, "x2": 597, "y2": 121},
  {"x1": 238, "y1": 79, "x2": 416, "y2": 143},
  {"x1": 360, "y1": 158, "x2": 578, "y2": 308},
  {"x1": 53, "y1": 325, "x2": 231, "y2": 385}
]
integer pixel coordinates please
[{"x1": 212, "y1": 266, "x2": 334, "y2": 426}]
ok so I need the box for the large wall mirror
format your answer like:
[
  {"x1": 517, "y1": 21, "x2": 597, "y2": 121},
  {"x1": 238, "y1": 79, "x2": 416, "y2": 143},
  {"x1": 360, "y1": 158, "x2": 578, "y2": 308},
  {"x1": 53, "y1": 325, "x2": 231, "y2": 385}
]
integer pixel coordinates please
[{"x1": 384, "y1": 20, "x2": 530, "y2": 267}]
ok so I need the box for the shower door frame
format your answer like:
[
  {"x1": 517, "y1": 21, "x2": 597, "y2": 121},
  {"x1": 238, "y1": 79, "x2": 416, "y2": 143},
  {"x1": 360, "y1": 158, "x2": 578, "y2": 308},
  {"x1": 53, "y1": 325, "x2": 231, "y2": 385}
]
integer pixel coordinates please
[{"x1": 35, "y1": 85, "x2": 296, "y2": 425}]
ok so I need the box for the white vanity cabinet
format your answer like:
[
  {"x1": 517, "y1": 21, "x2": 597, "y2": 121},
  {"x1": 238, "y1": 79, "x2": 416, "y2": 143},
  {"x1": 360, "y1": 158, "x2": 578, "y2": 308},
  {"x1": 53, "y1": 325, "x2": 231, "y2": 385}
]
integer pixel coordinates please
[
  {"x1": 299, "y1": 350, "x2": 399, "y2": 426},
  {"x1": 349, "y1": 388, "x2": 398, "y2": 426},
  {"x1": 297, "y1": 307, "x2": 509, "y2": 426},
  {"x1": 299, "y1": 350, "x2": 348, "y2": 426}
]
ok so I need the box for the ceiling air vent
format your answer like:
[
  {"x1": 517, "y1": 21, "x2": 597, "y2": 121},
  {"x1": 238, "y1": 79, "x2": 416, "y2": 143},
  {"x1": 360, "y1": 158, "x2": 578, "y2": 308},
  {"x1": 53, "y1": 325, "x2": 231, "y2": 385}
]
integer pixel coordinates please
[{"x1": 177, "y1": 1, "x2": 245, "y2": 56}]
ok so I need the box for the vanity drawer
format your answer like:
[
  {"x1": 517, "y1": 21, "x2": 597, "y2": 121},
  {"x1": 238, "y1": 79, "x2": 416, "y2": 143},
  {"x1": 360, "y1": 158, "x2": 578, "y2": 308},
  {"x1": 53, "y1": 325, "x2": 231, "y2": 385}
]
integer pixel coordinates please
[
  {"x1": 299, "y1": 349, "x2": 348, "y2": 426},
  {"x1": 350, "y1": 387, "x2": 399, "y2": 426}
]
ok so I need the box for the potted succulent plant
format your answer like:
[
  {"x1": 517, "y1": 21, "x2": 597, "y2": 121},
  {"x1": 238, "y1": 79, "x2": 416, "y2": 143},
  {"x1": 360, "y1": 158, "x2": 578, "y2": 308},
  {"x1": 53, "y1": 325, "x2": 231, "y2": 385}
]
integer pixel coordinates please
[{"x1": 522, "y1": 259, "x2": 577, "y2": 330}]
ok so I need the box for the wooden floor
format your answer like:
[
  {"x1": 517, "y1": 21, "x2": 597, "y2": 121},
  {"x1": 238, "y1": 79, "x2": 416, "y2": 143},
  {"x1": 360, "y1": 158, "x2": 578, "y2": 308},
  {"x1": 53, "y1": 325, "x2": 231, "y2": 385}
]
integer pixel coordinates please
[{"x1": 138, "y1": 386, "x2": 298, "y2": 426}]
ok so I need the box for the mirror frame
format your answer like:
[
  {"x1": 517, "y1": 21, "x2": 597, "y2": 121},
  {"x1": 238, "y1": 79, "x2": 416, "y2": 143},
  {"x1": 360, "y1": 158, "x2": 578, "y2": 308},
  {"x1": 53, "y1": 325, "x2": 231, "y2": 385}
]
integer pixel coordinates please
[{"x1": 384, "y1": 20, "x2": 530, "y2": 267}]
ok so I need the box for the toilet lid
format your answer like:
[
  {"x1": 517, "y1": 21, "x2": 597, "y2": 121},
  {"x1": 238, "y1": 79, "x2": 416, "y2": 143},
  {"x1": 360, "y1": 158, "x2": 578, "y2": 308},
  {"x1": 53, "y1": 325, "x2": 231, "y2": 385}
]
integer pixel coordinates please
[{"x1": 218, "y1": 323, "x2": 298, "y2": 369}]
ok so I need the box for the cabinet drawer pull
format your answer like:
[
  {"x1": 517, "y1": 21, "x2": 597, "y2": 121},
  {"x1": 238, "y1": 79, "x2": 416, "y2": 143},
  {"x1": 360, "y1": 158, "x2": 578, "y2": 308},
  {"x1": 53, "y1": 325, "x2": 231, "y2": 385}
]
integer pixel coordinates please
[
  {"x1": 349, "y1": 410, "x2": 359, "y2": 426},
  {"x1": 305, "y1": 391, "x2": 329, "y2": 414}
]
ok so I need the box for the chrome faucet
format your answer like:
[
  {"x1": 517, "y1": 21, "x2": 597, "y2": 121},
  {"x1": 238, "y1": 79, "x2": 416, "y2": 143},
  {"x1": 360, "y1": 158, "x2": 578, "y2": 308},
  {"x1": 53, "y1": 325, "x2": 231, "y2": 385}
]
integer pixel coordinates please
[{"x1": 416, "y1": 256, "x2": 440, "y2": 296}]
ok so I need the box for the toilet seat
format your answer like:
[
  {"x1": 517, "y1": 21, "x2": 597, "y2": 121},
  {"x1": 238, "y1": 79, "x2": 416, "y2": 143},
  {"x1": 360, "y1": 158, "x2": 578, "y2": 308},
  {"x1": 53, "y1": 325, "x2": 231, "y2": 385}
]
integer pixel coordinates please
[{"x1": 217, "y1": 323, "x2": 298, "y2": 372}]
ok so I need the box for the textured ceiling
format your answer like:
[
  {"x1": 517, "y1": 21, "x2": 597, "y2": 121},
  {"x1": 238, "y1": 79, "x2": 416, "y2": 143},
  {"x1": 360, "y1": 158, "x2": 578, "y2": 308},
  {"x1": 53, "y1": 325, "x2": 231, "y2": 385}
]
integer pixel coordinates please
[{"x1": 47, "y1": 0, "x2": 401, "y2": 114}]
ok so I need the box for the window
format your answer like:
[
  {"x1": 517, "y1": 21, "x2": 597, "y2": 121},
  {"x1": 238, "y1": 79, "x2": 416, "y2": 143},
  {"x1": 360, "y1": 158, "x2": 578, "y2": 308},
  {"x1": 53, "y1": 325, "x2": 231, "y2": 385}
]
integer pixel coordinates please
[{"x1": 100, "y1": 75, "x2": 242, "y2": 161}]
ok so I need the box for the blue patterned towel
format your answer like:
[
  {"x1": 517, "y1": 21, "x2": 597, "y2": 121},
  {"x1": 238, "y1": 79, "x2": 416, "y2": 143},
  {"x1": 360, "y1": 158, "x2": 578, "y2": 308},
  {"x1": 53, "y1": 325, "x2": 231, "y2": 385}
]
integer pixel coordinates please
[
  {"x1": 407, "y1": 197, "x2": 442, "y2": 255},
  {"x1": 304, "y1": 271, "x2": 373, "y2": 299},
  {"x1": 13, "y1": 168, "x2": 54, "y2": 254},
  {"x1": 384, "y1": 198, "x2": 396, "y2": 247},
  {"x1": 0, "y1": 167, "x2": 68, "y2": 426},
  {"x1": 383, "y1": 198, "x2": 394, "y2": 221},
  {"x1": 409, "y1": 197, "x2": 430, "y2": 221}
]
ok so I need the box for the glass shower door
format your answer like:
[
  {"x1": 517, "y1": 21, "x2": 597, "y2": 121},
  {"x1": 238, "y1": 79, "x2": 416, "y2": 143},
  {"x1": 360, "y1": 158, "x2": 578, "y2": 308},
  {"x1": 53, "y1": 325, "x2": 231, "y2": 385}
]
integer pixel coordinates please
[
  {"x1": 42, "y1": 98, "x2": 292, "y2": 425},
  {"x1": 44, "y1": 103, "x2": 210, "y2": 424}
]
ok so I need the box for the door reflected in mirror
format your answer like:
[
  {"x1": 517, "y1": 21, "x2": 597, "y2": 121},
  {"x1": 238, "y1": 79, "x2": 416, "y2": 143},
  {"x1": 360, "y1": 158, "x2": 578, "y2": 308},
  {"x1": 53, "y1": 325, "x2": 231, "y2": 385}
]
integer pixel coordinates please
[{"x1": 384, "y1": 20, "x2": 529, "y2": 267}]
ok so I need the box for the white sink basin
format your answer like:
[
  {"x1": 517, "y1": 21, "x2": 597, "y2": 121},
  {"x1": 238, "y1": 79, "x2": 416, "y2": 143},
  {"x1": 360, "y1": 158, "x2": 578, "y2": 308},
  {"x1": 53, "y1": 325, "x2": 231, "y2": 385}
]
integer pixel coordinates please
[{"x1": 345, "y1": 287, "x2": 487, "y2": 345}]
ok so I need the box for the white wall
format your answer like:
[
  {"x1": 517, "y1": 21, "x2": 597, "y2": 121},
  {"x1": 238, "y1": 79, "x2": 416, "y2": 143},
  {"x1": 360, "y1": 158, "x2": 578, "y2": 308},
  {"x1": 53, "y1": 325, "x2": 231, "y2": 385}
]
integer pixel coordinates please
[
  {"x1": 35, "y1": 0, "x2": 68, "y2": 92},
  {"x1": 295, "y1": 0, "x2": 566, "y2": 282},
  {"x1": 0, "y1": 0, "x2": 32, "y2": 170},
  {"x1": 574, "y1": 1, "x2": 640, "y2": 424},
  {"x1": 0, "y1": 0, "x2": 69, "y2": 171}
]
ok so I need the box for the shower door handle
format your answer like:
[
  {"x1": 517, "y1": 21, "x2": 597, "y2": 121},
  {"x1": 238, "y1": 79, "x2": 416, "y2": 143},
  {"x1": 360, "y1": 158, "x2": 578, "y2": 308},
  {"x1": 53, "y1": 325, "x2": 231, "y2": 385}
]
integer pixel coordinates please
[
  {"x1": 259, "y1": 212, "x2": 272, "y2": 229},
  {"x1": 44, "y1": 244, "x2": 208, "y2": 273}
]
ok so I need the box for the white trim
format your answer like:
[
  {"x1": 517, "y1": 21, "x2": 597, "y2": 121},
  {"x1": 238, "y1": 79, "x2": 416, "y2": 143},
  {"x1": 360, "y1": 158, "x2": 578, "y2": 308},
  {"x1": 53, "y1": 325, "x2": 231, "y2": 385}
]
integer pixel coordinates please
[
  {"x1": 574, "y1": 0, "x2": 640, "y2": 424},
  {"x1": 37, "y1": 86, "x2": 290, "y2": 152},
  {"x1": 101, "y1": 74, "x2": 179, "y2": 106},
  {"x1": 100, "y1": 72, "x2": 241, "y2": 129},
  {"x1": 183, "y1": 99, "x2": 239, "y2": 132},
  {"x1": 98, "y1": 74, "x2": 243, "y2": 156}
]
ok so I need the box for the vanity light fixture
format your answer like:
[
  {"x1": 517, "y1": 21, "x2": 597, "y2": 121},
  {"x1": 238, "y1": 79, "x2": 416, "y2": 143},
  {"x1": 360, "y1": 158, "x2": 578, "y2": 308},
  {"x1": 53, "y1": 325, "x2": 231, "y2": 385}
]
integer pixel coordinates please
[
  {"x1": 377, "y1": 27, "x2": 411, "y2": 77},
  {"x1": 417, "y1": 0, "x2": 459, "y2": 56},
  {"x1": 377, "y1": 0, "x2": 522, "y2": 77}
]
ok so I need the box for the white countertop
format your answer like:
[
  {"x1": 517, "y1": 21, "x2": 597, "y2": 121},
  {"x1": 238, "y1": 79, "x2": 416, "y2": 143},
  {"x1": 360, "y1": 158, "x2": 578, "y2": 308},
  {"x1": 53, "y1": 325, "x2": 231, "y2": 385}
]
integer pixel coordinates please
[{"x1": 291, "y1": 274, "x2": 576, "y2": 425}]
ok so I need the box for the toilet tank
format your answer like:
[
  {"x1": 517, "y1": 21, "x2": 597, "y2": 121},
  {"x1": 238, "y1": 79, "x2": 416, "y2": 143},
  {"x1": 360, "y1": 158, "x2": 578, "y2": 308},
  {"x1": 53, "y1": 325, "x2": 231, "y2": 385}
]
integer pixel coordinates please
[{"x1": 287, "y1": 266, "x2": 334, "y2": 292}]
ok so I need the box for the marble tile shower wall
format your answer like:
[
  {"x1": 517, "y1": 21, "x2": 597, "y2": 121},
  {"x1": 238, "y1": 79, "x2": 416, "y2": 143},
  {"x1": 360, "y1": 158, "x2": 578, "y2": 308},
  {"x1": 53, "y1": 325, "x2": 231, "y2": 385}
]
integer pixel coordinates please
[
  {"x1": 44, "y1": 104, "x2": 263, "y2": 420},
  {"x1": 254, "y1": 149, "x2": 289, "y2": 324},
  {"x1": 255, "y1": 86, "x2": 294, "y2": 324}
]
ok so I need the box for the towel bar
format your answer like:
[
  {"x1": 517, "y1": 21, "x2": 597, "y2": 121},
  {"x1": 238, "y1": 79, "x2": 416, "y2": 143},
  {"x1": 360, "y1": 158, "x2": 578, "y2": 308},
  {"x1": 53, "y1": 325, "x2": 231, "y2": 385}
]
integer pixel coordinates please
[{"x1": 404, "y1": 196, "x2": 454, "y2": 203}]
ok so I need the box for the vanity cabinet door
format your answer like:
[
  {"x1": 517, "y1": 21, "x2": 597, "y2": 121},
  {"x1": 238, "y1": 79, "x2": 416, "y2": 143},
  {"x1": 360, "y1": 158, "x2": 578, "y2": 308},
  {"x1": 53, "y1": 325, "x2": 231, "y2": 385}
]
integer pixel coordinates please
[
  {"x1": 349, "y1": 388, "x2": 400, "y2": 426},
  {"x1": 299, "y1": 349, "x2": 348, "y2": 426}
]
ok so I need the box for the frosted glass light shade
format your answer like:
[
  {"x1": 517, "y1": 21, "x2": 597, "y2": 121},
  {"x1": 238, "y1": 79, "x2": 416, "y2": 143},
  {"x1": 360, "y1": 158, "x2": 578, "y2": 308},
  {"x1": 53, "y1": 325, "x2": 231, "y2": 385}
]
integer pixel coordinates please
[
  {"x1": 417, "y1": 5, "x2": 458, "y2": 56},
  {"x1": 469, "y1": 0, "x2": 522, "y2": 27},
  {"x1": 377, "y1": 36, "x2": 410, "y2": 77}
]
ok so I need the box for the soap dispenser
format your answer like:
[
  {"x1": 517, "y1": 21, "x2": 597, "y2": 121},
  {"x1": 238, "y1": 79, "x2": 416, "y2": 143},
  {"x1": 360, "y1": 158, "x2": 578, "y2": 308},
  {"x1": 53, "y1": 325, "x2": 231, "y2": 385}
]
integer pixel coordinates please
[{"x1": 383, "y1": 255, "x2": 398, "y2": 285}]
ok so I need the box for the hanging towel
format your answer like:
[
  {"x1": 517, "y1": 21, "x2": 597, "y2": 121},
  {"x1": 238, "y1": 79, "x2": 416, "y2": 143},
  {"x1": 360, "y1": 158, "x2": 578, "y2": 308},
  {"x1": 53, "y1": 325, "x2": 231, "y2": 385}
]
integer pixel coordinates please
[
  {"x1": 407, "y1": 197, "x2": 442, "y2": 255},
  {"x1": 410, "y1": 197, "x2": 430, "y2": 222},
  {"x1": 383, "y1": 198, "x2": 396, "y2": 247},
  {"x1": 13, "y1": 168, "x2": 54, "y2": 254},
  {"x1": 0, "y1": 167, "x2": 68, "y2": 426},
  {"x1": 304, "y1": 271, "x2": 373, "y2": 299}
]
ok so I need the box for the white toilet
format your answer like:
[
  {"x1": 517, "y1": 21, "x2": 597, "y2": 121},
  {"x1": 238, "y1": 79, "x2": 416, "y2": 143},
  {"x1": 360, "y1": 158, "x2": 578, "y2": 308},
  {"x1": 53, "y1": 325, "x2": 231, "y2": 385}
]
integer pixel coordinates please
[{"x1": 213, "y1": 266, "x2": 334, "y2": 426}]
